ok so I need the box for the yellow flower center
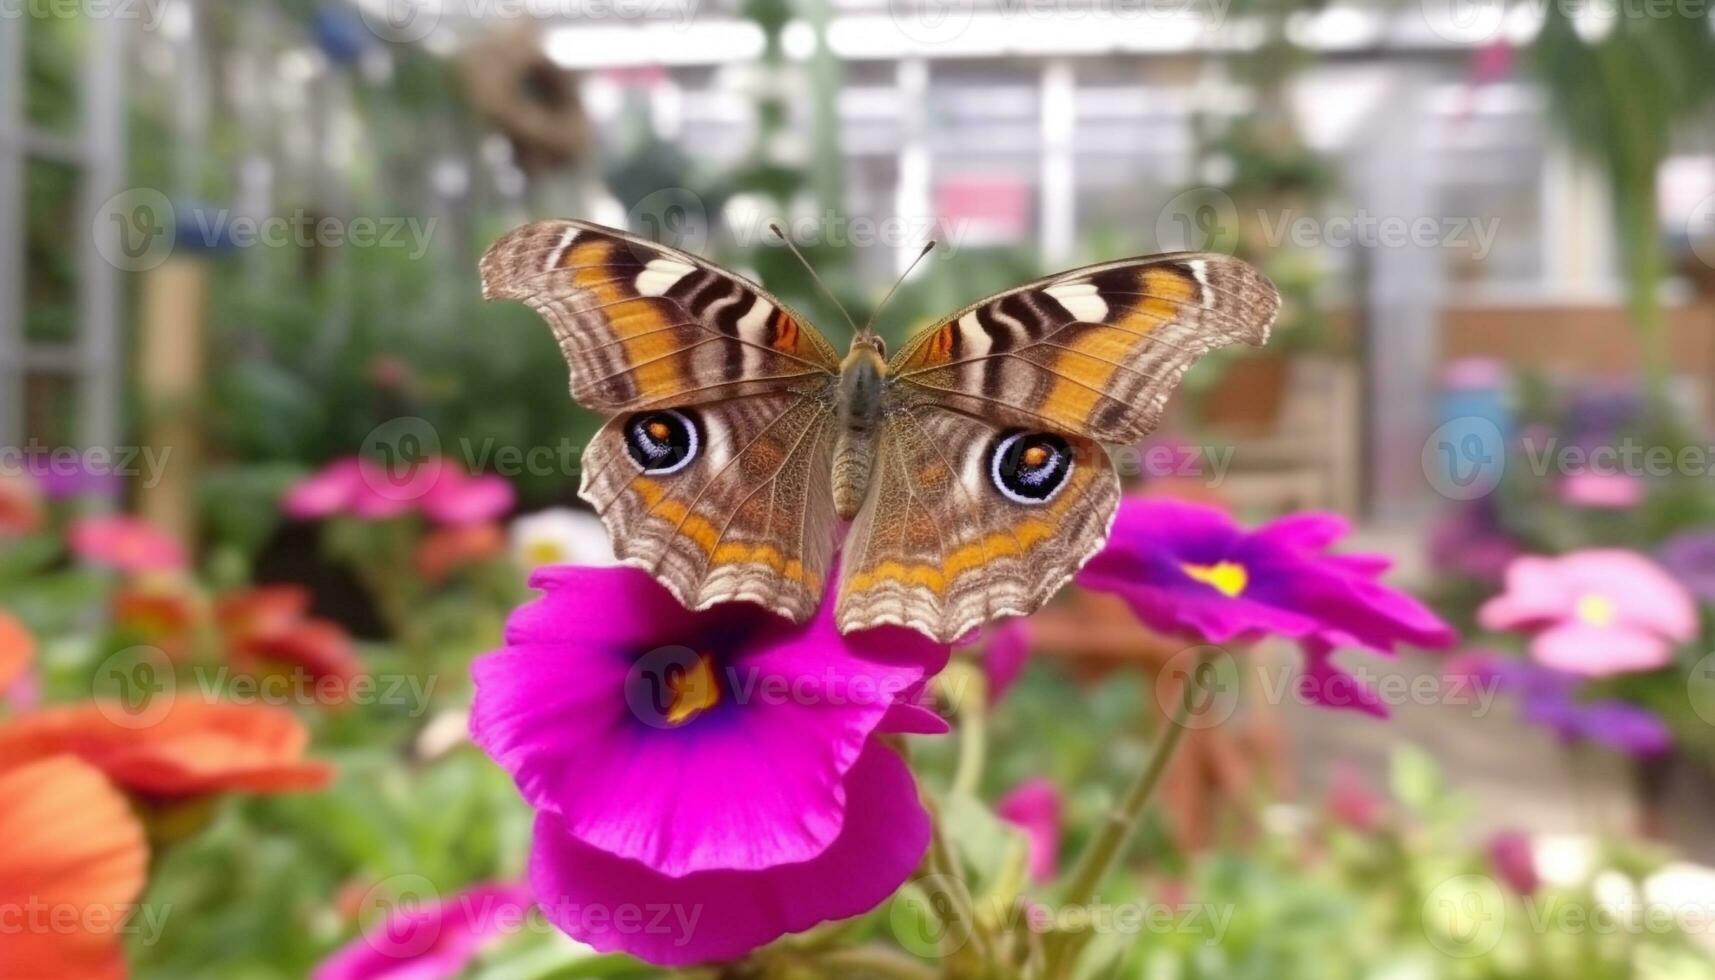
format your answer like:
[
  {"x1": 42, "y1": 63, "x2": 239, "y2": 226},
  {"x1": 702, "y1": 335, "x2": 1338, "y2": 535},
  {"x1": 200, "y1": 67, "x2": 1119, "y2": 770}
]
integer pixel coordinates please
[
  {"x1": 1181, "y1": 561, "x2": 1249, "y2": 598},
  {"x1": 1576, "y1": 593, "x2": 1616, "y2": 628},
  {"x1": 666, "y1": 653, "x2": 722, "y2": 725},
  {"x1": 524, "y1": 540, "x2": 565, "y2": 567}
]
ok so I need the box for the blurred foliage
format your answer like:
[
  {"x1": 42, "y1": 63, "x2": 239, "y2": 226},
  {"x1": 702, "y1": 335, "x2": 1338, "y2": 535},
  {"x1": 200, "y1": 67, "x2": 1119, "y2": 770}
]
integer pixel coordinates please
[{"x1": 1529, "y1": 7, "x2": 1715, "y2": 401}]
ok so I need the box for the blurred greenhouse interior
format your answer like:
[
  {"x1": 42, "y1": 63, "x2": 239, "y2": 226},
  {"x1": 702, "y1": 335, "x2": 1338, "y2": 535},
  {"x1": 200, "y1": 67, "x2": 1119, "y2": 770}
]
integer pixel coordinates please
[{"x1": 6, "y1": 0, "x2": 1715, "y2": 977}]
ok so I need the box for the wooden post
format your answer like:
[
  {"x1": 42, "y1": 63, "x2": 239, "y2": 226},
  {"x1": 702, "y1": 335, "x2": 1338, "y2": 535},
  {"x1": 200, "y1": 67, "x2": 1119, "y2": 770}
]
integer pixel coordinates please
[{"x1": 136, "y1": 256, "x2": 209, "y2": 546}]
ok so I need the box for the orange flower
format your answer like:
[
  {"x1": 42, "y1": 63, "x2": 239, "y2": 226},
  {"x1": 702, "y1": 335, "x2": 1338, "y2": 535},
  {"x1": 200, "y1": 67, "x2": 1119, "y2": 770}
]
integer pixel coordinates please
[
  {"x1": 214, "y1": 585, "x2": 311, "y2": 640},
  {"x1": 218, "y1": 586, "x2": 362, "y2": 705},
  {"x1": 0, "y1": 699, "x2": 332, "y2": 799},
  {"x1": 111, "y1": 584, "x2": 202, "y2": 662},
  {"x1": 413, "y1": 522, "x2": 506, "y2": 583},
  {"x1": 0, "y1": 610, "x2": 34, "y2": 695},
  {"x1": 231, "y1": 620, "x2": 363, "y2": 705},
  {"x1": 0, "y1": 756, "x2": 148, "y2": 980}
]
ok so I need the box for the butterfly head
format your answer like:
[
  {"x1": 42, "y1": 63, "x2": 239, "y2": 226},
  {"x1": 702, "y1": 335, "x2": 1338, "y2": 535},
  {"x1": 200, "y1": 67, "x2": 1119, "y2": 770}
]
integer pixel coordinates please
[{"x1": 847, "y1": 329, "x2": 887, "y2": 359}]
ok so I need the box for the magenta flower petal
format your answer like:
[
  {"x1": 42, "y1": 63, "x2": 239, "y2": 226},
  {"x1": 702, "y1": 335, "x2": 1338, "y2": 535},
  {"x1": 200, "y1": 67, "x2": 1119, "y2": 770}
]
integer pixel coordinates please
[
  {"x1": 1298, "y1": 640, "x2": 1388, "y2": 717},
  {"x1": 312, "y1": 882, "x2": 533, "y2": 980},
  {"x1": 528, "y1": 742, "x2": 929, "y2": 966},
  {"x1": 1077, "y1": 498, "x2": 1454, "y2": 716},
  {"x1": 976, "y1": 619, "x2": 1033, "y2": 703},
  {"x1": 996, "y1": 778, "x2": 1061, "y2": 883},
  {"x1": 471, "y1": 566, "x2": 945, "y2": 877}
]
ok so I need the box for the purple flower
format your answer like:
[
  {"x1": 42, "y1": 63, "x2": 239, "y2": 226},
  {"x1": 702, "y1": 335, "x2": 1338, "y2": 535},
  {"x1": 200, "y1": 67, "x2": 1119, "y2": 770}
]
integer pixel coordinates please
[
  {"x1": 312, "y1": 882, "x2": 532, "y2": 980},
  {"x1": 1076, "y1": 498, "x2": 1455, "y2": 716},
  {"x1": 470, "y1": 566, "x2": 948, "y2": 966},
  {"x1": 1657, "y1": 529, "x2": 1715, "y2": 604},
  {"x1": 1427, "y1": 502, "x2": 1519, "y2": 584},
  {"x1": 1458, "y1": 653, "x2": 1673, "y2": 757},
  {"x1": 21, "y1": 452, "x2": 120, "y2": 500}
]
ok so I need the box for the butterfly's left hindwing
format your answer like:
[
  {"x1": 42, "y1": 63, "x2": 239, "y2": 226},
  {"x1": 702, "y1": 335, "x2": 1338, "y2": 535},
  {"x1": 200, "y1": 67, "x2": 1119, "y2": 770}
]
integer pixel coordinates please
[{"x1": 580, "y1": 391, "x2": 839, "y2": 623}]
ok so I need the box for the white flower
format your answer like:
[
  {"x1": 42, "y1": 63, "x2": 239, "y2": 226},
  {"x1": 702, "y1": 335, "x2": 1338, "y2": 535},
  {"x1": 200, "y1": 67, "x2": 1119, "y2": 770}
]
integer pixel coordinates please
[{"x1": 509, "y1": 507, "x2": 617, "y2": 569}]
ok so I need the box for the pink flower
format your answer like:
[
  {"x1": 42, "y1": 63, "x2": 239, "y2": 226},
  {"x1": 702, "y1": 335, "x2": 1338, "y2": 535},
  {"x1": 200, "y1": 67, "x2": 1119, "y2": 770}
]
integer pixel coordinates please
[
  {"x1": 996, "y1": 778, "x2": 1061, "y2": 883},
  {"x1": 67, "y1": 516, "x2": 185, "y2": 574},
  {"x1": 471, "y1": 566, "x2": 948, "y2": 965},
  {"x1": 1479, "y1": 550, "x2": 1695, "y2": 676},
  {"x1": 282, "y1": 460, "x2": 366, "y2": 520},
  {"x1": 1559, "y1": 472, "x2": 1644, "y2": 509},
  {"x1": 313, "y1": 882, "x2": 532, "y2": 980},
  {"x1": 284, "y1": 457, "x2": 514, "y2": 526},
  {"x1": 1326, "y1": 762, "x2": 1384, "y2": 832},
  {"x1": 421, "y1": 470, "x2": 514, "y2": 526}
]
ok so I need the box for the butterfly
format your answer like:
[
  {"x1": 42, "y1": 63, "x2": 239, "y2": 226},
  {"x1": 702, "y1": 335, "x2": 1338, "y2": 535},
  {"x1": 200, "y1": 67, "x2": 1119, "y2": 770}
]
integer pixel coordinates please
[{"x1": 480, "y1": 220, "x2": 1279, "y2": 643}]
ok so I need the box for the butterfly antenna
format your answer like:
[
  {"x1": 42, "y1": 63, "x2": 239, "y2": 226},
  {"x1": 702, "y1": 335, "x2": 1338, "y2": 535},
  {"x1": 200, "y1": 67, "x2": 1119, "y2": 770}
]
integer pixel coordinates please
[
  {"x1": 768, "y1": 224, "x2": 860, "y2": 337},
  {"x1": 863, "y1": 239, "x2": 936, "y2": 338}
]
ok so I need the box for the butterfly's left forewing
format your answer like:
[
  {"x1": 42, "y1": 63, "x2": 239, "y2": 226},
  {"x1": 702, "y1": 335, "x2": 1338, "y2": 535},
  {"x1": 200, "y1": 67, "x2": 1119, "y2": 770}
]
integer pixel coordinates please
[{"x1": 483, "y1": 220, "x2": 843, "y2": 622}]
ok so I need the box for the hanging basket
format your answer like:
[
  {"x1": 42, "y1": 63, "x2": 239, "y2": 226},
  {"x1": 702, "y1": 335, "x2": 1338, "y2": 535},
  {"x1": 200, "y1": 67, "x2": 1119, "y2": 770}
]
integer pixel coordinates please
[{"x1": 460, "y1": 28, "x2": 588, "y2": 174}]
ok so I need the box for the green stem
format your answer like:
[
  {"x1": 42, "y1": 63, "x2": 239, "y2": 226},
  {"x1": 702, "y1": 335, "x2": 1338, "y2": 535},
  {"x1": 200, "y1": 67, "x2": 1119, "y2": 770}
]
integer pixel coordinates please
[
  {"x1": 817, "y1": 946, "x2": 942, "y2": 980},
  {"x1": 949, "y1": 667, "x2": 989, "y2": 798},
  {"x1": 923, "y1": 796, "x2": 993, "y2": 968},
  {"x1": 1044, "y1": 650, "x2": 1213, "y2": 977}
]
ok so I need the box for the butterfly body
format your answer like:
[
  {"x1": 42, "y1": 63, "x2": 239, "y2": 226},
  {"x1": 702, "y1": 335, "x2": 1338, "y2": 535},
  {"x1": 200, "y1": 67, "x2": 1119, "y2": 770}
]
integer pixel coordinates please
[
  {"x1": 481, "y1": 220, "x2": 1281, "y2": 642},
  {"x1": 833, "y1": 336, "x2": 889, "y2": 520}
]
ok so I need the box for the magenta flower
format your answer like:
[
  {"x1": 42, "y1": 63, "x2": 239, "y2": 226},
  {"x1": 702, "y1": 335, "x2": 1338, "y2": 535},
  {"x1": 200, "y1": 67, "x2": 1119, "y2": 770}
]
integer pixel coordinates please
[
  {"x1": 284, "y1": 457, "x2": 514, "y2": 526},
  {"x1": 973, "y1": 618, "x2": 1033, "y2": 704},
  {"x1": 1559, "y1": 471, "x2": 1644, "y2": 509},
  {"x1": 1487, "y1": 831, "x2": 1539, "y2": 895},
  {"x1": 67, "y1": 515, "x2": 186, "y2": 574},
  {"x1": 470, "y1": 566, "x2": 947, "y2": 966},
  {"x1": 1077, "y1": 498, "x2": 1455, "y2": 715},
  {"x1": 996, "y1": 778, "x2": 1061, "y2": 882},
  {"x1": 1479, "y1": 550, "x2": 1695, "y2": 676},
  {"x1": 313, "y1": 882, "x2": 532, "y2": 980}
]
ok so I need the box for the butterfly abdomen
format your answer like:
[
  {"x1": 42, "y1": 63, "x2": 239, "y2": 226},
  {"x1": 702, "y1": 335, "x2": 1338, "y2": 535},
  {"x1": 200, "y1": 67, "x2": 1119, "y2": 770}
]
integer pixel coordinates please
[{"x1": 833, "y1": 342, "x2": 888, "y2": 520}]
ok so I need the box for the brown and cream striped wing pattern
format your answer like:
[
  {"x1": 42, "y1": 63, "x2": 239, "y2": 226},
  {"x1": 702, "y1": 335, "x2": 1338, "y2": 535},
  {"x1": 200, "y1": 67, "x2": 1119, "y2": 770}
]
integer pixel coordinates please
[
  {"x1": 480, "y1": 220, "x2": 841, "y2": 412},
  {"x1": 887, "y1": 253, "x2": 1280, "y2": 444},
  {"x1": 836, "y1": 393, "x2": 1118, "y2": 641}
]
